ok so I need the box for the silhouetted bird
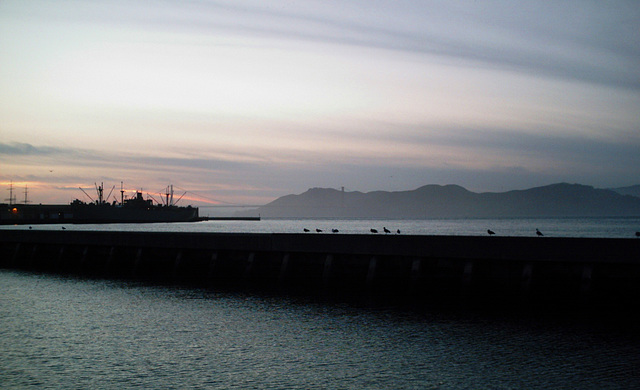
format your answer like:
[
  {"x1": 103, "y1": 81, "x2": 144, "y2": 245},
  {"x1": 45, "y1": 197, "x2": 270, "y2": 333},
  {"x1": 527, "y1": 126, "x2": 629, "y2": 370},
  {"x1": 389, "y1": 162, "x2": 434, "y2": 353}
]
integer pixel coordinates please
[
  {"x1": 383, "y1": 227, "x2": 391, "y2": 234},
  {"x1": 370, "y1": 228, "x2": 378, "y2": 234},
  {"x1": 635, "y1": 231, "x2": 640, "y2": 238},
  {"x1": 536, "y1": 229, "x2": 543, "y2": 237},
  {"x1": 303, "y1": 228, "x2": 310, "y2": 232},
  {"x1": 316, "y1": 229, "x2": 322, "y2": 233},
  {"x1": 62, "y1": 226, "x2": 66, "y2": 230},
  {"x1": 28, "y1": 226, "x2": 32, "y2": 229},
  {"x1": 487, "y1": 229, "x2": 495, "y2": 236},
  {"x1": 332, "y1": 229, "x2": 339, "y2": 233},
  {"x1": 397, "y1": 229, "x2": 401, "y2": 234}
]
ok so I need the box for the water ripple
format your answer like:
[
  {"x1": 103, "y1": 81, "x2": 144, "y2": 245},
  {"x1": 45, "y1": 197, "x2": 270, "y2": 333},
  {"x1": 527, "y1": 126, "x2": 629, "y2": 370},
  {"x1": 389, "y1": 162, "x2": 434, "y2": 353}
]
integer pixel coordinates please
[{"x1": 1, "y1": 270, "x2": 640, "y2": 389}]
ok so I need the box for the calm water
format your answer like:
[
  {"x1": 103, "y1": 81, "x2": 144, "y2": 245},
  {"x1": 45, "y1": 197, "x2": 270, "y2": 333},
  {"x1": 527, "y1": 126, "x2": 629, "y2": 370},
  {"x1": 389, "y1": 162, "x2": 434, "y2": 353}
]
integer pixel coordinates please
[
  {"x1": 3, "y1": 218, "x2": 640, "y2": 388},
  {"x1": 2, "y1": 217, "x2": 640, "y2": 238},
  {"x1": 2, "y1": 270, "x2": 640, "y2": 389}
]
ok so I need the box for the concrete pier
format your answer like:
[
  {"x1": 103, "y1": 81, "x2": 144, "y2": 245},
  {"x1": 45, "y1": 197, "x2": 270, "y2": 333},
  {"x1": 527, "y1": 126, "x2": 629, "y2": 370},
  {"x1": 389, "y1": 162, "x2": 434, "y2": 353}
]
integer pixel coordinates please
[{"x1": 1, "y1": 230, "x2": 639, "y2": 303}]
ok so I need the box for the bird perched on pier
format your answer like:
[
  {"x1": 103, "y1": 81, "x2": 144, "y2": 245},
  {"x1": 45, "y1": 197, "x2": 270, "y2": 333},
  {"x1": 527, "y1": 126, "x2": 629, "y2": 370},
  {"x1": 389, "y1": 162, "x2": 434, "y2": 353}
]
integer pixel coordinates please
[
  {"x1": 332, "y1": 229, "x2": 339, "y2": 233},
  {"x1": 383, "y1": 227, "x2": 391, "y2": 234},
  {"x1": 397, "y1": 229, "x2": 401, "y2": 234},
  {"x1": 303, "y1": 228, "x2": 309, "y2": 232},
  {"x1": 536, "y1": 229, "x2": 543, "y2": 237},
  {"x1": 370, "y1": 228, "x2": 378, "y2": 233},
  {"x1": 487, "y1": 229, "x2": 495, "y2": 236},
  {"x1": 316, "y1": 229, "x2": 323, "y2": 233},
  {"x1": 636, "y1": 231, "x2": 640, "y2": 238}
]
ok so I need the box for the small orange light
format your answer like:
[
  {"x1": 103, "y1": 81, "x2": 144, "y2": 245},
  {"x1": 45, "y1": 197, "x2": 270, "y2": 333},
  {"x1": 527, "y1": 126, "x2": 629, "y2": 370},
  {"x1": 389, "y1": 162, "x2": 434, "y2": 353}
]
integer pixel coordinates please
[{"x1": 11, "y1": 207, "x2": 18, "y2": 214}]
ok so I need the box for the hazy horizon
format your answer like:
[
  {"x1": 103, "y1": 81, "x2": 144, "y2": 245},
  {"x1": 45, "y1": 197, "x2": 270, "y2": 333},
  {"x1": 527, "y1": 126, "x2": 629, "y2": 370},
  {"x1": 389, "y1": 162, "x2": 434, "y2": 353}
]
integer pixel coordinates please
[{"x1": 2, "y1": 1, "x2": 639, "y2": 206}]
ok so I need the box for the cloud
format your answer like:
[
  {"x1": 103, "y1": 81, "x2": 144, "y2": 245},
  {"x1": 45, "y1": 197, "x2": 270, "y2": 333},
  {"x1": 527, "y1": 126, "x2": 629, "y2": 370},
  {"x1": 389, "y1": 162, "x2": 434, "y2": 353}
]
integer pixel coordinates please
[
  {"x1": 2, "y1": 1, "x2": 639, "y2": 204},
  {"x1": 12, "y1": 0, "x2": 637, "y2": 91},
  {"x1": 2, "y1": 133, "x2": 638, "y2": 206},
  {"x1": 397, "y1": 125, "x2": 640, "y2": 163},
  {"x1": 0, "y1": 142, "x2": 69, "y2": 156},
  {"x1": 141, "y1": 1, "x2": 640, "y2": 91}
]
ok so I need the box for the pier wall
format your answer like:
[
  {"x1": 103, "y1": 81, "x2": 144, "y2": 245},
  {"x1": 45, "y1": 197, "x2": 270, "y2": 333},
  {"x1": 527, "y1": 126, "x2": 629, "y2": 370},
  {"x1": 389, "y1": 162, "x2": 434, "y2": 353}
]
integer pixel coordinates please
[{"x1": 1, "y1": 230, "x2": 639, "y2": 302}]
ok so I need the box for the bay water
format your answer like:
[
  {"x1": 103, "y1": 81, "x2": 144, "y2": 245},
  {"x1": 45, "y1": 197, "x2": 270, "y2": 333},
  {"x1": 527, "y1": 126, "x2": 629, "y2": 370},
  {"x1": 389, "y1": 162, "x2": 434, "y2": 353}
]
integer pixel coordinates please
[
  {"x1": 2, "y1": 217, "x2": 640, "y2": 388},
  {"x1": 3, "y1": 216, "x2": 639, "y2": 238},
  {"x1": 2, "y1": 270, "x2": 640, "y2": 389}
]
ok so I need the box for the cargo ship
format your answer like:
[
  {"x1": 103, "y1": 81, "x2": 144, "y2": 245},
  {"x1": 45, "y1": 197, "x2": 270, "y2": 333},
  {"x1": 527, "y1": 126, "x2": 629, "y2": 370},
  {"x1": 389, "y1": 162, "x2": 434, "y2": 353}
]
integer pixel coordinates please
[{"x1": 1, "y1": 182, "x2": 199, "y2": 225}]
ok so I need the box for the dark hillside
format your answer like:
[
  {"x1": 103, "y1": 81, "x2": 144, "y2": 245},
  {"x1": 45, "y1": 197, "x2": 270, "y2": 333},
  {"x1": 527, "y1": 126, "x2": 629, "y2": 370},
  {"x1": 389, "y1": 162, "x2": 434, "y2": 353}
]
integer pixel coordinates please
[{"x1": 237, "y1": 183, "x2": 640, "y2": 218}]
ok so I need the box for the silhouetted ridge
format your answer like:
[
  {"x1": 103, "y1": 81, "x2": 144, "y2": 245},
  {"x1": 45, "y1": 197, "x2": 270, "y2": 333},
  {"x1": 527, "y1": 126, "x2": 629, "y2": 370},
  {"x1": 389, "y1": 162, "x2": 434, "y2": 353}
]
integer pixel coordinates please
[
  {"x1": 236, "y1": 183, "x2": 640, "y2": 218},
  {"x1": 610, "y1": 184, "x2": 640, "y2": 198}
]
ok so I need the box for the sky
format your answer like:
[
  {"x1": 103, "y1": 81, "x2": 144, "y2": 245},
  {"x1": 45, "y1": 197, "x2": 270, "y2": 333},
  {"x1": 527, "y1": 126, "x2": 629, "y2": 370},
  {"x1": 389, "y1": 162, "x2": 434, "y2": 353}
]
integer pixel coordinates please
[{"x1": 1, "y1": 0, "x2": 639, "y2": 207}]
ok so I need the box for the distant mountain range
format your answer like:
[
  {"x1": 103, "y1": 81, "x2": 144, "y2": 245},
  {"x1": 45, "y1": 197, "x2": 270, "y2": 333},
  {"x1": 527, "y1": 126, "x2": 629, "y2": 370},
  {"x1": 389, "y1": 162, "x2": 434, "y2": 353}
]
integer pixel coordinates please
[
  {"x1": 237, "y1": 183, "x2": 640, "y2": 218},
  {"x1": 610, "y1": 184, "x2": 640, "y2": 198}
]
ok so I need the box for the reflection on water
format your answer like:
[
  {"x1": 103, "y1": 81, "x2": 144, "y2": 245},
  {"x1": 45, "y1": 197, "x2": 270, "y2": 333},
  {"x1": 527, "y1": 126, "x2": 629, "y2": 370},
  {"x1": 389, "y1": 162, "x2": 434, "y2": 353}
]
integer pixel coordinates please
[{"x1": 1, "y1": 270, "x2": 639, "y2": 389}]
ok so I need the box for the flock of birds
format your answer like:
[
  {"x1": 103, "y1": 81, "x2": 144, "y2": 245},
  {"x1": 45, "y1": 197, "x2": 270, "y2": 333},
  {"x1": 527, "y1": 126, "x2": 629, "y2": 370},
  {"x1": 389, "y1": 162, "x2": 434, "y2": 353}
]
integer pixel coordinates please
[
  {"x1": 303, "y1": 228, "x2": 640, "y2": 237},
  {"x1": 488, "y1": 228, "x2": 544, "y2": 236},
  {"x1": 26, "y1": 226, "x2": 640, "y2": 237},
  {"x1": 303, "y1": 227, "x2": 401, "y2": 234},
  {"x1": 302, "y1": 227, "x2": 554, "y2": 236}
]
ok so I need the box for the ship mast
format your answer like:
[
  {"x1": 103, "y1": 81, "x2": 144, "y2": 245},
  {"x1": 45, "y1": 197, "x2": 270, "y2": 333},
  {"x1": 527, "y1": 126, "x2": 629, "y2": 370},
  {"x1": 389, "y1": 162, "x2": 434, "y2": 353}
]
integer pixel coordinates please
[
  {"x1": 23, "y1": 184, "x2": 30, "y2": 205},
  {"x1": 165, "y1": 185, "x2": 175, "y2": 206},
  {"x1": 120, "y1": 181, "x2": 124, "y2": 205},
  {"x1": 95, "y1": 182, "x2": 104, "y2": 204},
  {"x1": 5, "y1": 181, "x2": 16, "y2": 206}
]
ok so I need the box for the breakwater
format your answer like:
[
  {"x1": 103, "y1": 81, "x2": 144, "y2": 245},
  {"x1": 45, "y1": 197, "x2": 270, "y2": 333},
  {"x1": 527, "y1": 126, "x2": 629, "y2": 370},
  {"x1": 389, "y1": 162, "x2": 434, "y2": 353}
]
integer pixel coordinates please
[{"x1": 2, "y1": 230, "x2": 639, "y2": 303}]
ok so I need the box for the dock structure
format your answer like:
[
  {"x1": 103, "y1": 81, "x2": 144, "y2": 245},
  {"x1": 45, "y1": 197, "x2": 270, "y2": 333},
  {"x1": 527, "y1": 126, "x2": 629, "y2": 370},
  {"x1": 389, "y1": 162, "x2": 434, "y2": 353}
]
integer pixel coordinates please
[{"x1": 1, "y1": 230, "x2": 639, "y2": 303}]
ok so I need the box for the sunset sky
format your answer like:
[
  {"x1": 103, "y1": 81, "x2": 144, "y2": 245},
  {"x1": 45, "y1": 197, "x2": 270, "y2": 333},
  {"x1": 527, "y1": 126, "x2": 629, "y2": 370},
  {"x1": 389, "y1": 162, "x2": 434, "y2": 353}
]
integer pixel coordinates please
[{"x1": 1, "y1": 0, "x2": 639, "y2": 207}]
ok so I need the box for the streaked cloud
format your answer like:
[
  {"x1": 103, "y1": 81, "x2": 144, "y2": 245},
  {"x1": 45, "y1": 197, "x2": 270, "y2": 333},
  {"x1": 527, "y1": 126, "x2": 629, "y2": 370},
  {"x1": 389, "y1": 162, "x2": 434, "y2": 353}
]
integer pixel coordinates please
[{"x1": 1, "y1": 0, "x2": 638, "y2": 205}]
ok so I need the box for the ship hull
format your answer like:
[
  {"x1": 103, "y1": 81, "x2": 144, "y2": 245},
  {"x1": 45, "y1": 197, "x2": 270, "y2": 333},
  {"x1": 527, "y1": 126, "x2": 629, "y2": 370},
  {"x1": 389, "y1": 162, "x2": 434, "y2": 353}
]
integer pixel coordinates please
[{"x1": 1, "y1": 203, "x2": 199, "y2": 225}]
